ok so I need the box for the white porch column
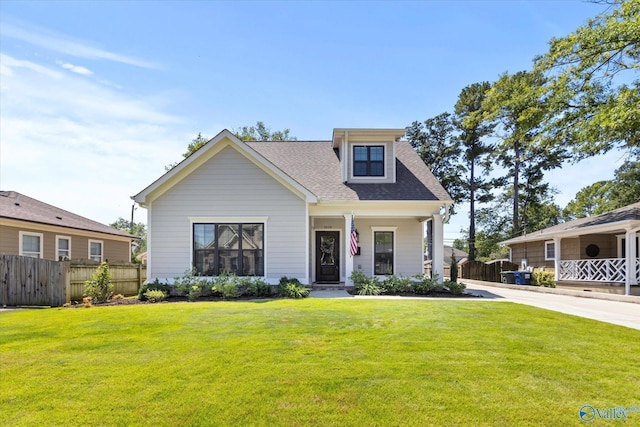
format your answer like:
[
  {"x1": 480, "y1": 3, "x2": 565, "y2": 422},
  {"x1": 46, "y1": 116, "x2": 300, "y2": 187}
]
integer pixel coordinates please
[
  {"x1": 625, "y1": 229, "x2": 639, "y2": 295},
  {"x1": 344, "y1": 214, "x2": 354, "y2": 286},
  {"x1": 432, "y1": 214, "x2": 444, "y2": 284},
  {"x1": 553, "y1": 237, "x2": 562, "y2": 282}
]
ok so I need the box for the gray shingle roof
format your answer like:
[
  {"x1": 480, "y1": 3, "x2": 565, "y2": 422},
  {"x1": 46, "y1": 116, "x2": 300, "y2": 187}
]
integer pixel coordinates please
[
  {"x1": 502, "y1": 201, "x2": 640, "y2": 244},
  {"x1": 0, "y1": 191, "x2": 135, "y2": 238},
  {"x1": 246, "y1": 140, "x2": 452, "y2": 202}
]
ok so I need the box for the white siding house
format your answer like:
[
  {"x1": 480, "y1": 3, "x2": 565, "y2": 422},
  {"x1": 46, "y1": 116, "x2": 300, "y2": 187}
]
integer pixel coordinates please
[{"x1": 134, "y1": 128, "x2": 453, "y2": 286}]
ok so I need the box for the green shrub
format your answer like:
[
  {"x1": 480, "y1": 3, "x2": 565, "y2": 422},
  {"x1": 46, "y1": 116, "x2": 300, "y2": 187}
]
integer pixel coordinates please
[
  {"x1": 84, "y1": 262, "x2": 114, "y2": 303},
  {"x1": 349, "y1": 270, "x2": 370, "y2": 288},
  {"x1": 138, "y1": 279, "x2": 171, "y2": 301},
  {"x1": 380, "y1": 275, "x2": 412, "y2": 294},
  {"x1": 281, "y1": 283, "x2": 310, "y2": 298},
  {"x1": 144, "y1": 289, "x2": 167, "y2": 303},
  {"x1": 532, "y1": 270, "x2": 556, "y2": 288},
  {"x1": 212, "y1": 273, "x2": 239, "y2": 299},
  {"x1": 445, "y1": 280, "x2": 466, "y2": 295},
  {"x1": 278, "y1": 277, "x2": 309, "y2": 298},
  {"x1": 356, "y1": 281, "x2": 381, "y2": 296},
  {"x1": 243, "y1": 277, "x2": 273, "y2": 297},
  {"x1": 412, "y1": 274, "x2": 442, "y2": 295},
  {"x1": 174, "y1": 268, "x2": 208, "y2": 300}
]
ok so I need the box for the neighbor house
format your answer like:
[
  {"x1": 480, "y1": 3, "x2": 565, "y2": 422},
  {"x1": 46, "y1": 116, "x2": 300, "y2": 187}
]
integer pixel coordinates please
[
  {"x1": 501, "y1": 202, "x2": 640, "y2": 295},
  {"x1": 133, "y1": 128, "x2": 453, "y2": 286},
  {"x1": 0, "y1": 191, "x2": 136, "y2": 262}
]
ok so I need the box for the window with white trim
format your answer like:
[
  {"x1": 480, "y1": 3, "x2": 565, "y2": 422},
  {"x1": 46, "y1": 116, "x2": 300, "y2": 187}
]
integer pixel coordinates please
[
  {"x1": 20, "y1": 231, "x2": 43, "y2": 258},
  {"x1": 373, "y1": 228, "x2": 395, "y2": 275},
  {"x1": 56, "y1": 236, "x2": 71, "y2": 260},
  {"x1": 89, "y1": 240, "x2": 103, "y2": 262},
  {"x1": 544, "y1": 241, "x2": 555, "y2": 261},
  {"x1": 193, "y1": 223, "x2": 264, "y2": 276}
]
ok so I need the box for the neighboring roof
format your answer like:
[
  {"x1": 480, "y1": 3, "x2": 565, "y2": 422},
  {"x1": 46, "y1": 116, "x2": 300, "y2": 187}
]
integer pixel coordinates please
[
  {"x1": 426, "y1": 245, "x2": 468, "y2": 264},
  {"x1": 247, "y1": 140, "x2": 452, "y2": 202},
  {"x1": 502, "y1": 201, "x2": 640, "y2": 245},
  {"x1": 0, "y1": 191, "x2": 135, "y2": 239}
]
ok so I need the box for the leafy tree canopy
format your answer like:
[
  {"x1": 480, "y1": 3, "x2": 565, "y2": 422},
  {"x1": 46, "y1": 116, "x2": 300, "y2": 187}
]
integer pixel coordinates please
[
  {"x1": 563, "y1": 159, "x2": 640, "y2": 219},
  {"x1": 233, "y1": 121, "x2": 297, "y2": 142},
  {"x1": 534, "y1": 0, "x2": 640, "y2": 156}
]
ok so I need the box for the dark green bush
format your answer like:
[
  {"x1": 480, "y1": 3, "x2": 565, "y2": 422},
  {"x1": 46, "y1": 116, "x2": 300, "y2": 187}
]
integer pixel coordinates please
[
  {"x1": 444, "y1": 280, "x2": 466, "y2": 295},
  {"x1": 412, "y1": 274, "x2": 442, "y2": 295},
  {"x1": 380, "y1": 275, "x2": 412, "y2": 294},
  {"x1": 243, "y1": 277, "x2": 273, "y2": 297}
]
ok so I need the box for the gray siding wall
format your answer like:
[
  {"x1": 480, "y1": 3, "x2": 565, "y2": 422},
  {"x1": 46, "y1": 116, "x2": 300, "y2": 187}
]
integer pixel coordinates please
[{"x1": 148, "y1": 146, "x2": 307, "y2": 283}]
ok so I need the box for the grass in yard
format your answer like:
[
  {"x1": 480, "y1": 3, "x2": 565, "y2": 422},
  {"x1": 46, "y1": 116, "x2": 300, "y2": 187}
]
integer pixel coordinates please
[{"x1": 1, "y1": 299, "x2": 639, "y2": 426}]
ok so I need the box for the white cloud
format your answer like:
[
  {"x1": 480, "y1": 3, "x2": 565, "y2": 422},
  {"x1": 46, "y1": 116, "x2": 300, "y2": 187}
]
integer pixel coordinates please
[
  {"x1": 0, "y1": 53, "x2": 191, "y2": 225},
  {"x1": 57, "y1": 60, "x2": 93, "y2": 75},
  {"x1": 1, "y1": 20, "x2": 161, "y2": 69}
]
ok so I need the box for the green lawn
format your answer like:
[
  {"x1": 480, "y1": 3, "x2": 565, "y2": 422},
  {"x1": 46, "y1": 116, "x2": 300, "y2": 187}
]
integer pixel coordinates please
[{"x1": 1, "y1": 299, "x2": 639, "y2": 426}]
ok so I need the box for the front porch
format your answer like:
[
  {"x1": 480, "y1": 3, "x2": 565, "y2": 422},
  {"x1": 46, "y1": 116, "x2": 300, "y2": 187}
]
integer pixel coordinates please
[{"x1": 557, "y1": 257, "x2": 640, "y2": 295}]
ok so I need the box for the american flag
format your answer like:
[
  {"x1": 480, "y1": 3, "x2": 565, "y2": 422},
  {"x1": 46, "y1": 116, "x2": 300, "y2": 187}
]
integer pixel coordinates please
[{"x1": 350, "y1": 217, "x2": 358, "y2": 257}]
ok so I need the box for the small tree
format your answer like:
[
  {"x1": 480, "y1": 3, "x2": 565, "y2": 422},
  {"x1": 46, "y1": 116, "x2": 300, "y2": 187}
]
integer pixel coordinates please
[
  {"x1": 84, "y1": 262, "x2": 114, "y2": 303},
  {"x1": 450, "y1": 250, "x2": 459, "y2": 283}
]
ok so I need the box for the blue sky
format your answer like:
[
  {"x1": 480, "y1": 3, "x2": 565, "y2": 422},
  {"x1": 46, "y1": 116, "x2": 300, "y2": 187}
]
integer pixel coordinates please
[{"x1": 0, "y1": 0, "x2": 624, "y2": 242}]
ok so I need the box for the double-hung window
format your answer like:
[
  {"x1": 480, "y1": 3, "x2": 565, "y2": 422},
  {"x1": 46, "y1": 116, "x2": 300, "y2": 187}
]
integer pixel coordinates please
[
  {"x1": 544, "y1": 241, "x2": 555, "y2": 261},
  {"x1": 20, "y1": 231, "x2": 43, "y2": 258},
  {"x1": 373, "y1": 229, "x2": 395, "y2": 275},
  {"x1": 353, "y1": 146, "x2": 384, "y2": 177},
  {"x1": 193, "y1": 223, "x2": 264, "y2": 276},
  {"x1": 89, "y1": 240, "x2": 103, "y2": 262},
  {"x1": 56, "y1": 236, "x2": 71, "y2": 260}
]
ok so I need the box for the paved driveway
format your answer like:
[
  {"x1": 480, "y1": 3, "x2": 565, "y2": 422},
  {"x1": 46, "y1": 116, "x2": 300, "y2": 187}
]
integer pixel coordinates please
[{"x1": 465, "y1": 281, "x2": 640, "y2": 331}]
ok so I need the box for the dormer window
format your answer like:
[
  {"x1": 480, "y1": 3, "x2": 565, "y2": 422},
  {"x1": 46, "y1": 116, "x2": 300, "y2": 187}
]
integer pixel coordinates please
[{"x1": 353, "y1": 145, "x2": 384, "y2": 177}]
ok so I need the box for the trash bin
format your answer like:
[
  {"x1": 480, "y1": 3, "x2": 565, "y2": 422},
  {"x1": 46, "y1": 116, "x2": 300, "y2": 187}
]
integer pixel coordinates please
[
  {"x1": 513, "y1": 271, "x2": 532, "y2": 285},
  {"x1": 501, "y1": 271, "x2": 516, "y2": 284}
]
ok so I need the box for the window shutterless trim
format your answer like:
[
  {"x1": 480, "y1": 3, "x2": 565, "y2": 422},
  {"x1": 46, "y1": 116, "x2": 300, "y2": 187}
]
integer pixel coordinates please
[
  {"x1": 19, "y1": 231, "x2": 43, "y2": 258},
  {"x1": 544, "y1": 241, "x2": 555, "y2": 261},
  {"x1": 56, "y1": 235, "x2": 71, "y2": 261},
  {"x1": 88, "y1": 239, "x2": 103, "y2": 262}
]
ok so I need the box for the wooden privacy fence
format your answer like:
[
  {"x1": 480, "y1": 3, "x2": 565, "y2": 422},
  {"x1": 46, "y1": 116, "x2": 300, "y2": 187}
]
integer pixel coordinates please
[
  {"x1": 461, "y1": 260, "x2": 519, "y2": 283},
  {"x1": 1, "y1": 255, "x2": 69, "y2": 307},
  {"x1": 0, "y1": 255, "x2": 147, "y2": 307},
  {"x1": 68, "y1": 262, "x2": 147, "y2": 302}
]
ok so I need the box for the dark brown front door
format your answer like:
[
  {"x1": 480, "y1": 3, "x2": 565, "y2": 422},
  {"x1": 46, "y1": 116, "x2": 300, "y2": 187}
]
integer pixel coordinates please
[{"x1": 316, "y1": 231, "x2": 340, "y2": 283}]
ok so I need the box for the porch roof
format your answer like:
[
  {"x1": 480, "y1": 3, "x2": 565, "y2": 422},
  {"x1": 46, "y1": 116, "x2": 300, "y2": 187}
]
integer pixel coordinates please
[{"x1": 502, "y1": 202, "x2": 640, "y2": 245}]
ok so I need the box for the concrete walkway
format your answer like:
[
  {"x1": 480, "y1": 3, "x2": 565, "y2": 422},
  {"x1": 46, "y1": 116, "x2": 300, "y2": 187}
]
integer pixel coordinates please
[{"x1": 310, "y1": 283, "x2": 640, "y2": 331}]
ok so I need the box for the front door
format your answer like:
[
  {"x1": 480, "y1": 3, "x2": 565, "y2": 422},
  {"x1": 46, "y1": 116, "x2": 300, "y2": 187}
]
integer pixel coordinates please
[{"x1": 316, "y1": 231, "x2": 340, "y2": 283}]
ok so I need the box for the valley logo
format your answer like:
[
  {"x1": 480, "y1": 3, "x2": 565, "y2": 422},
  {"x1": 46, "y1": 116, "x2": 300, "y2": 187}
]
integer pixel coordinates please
[{"x1": 579, "y1": 405, "x2": 640, "y2": 422}]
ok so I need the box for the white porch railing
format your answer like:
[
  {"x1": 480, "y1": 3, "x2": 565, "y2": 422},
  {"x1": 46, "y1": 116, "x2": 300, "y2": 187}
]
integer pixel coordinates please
[{"x1": 559, "y1": 258, "x2": 629, "y2": 282}]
